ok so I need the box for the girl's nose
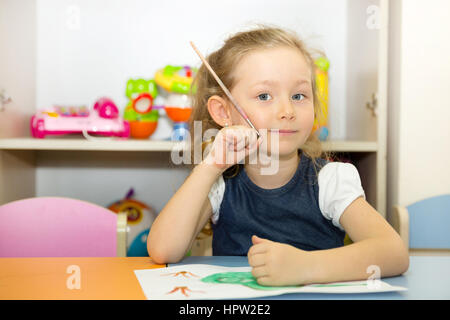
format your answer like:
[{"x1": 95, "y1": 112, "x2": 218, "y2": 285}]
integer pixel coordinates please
[{"x1": 277, "y1": 101, "x2": 296, "y2": 120}]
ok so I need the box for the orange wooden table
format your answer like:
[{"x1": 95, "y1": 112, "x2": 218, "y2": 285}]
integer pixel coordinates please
[{"x1": 0, "y1": 257, "x2": 165, "y2": 299}]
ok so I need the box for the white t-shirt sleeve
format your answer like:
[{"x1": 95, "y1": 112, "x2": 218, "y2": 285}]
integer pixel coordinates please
[
  {"x1": 318, "y1": 162, "x2": 365, "y2": 231},
  {"x1": 208, "y1": 175, "x2": 225, "y2": 224}
]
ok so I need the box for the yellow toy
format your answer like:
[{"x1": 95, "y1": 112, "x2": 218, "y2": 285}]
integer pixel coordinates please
[
  {"x1": 154, "y1": 65, "x2": 195, "y2": 95},
  {"x1": 154, "y1": 65, "x2": 197, "y2": 141},
  {"x1": 313, "y1": 56, "x2": 330, "y2": 141}
]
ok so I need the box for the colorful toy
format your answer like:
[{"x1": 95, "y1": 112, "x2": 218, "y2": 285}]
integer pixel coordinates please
[
  {"x1": 154, "y1": 65, "x2": 194, "y2": 95},
  {"x1": 154, "y1": 65, "x2": 196, "y2": 141},
  {"x1": 123, "y1": 79, "x2": 160, "y2": 139},
  {"x1": 30, "y1": 97, "x2": 130, "y2": 139},
  {"x1": 312, "y1": 56, "x2": 330, "y2": 141},
  {"x1": 108, "y1": 188, "x2": 157, "y2": 257},
  {"x1": 123, "y1": 65, "x2": 196, "y2": 140}
]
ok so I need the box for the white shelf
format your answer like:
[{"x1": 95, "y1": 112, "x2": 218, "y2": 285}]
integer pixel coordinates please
[
  {"x1": 0, "y1": 138, "x2": 182, "y2": 151},
  {"x1": 322, "y1": 140, "x2": 378, "y2": 152},
  {"x1": 0, "y1": 137, "x2": 377, "y2": 152}
]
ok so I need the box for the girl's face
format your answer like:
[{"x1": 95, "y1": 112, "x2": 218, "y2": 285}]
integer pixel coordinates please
[{"x1": 229, "y1": 46, "x2": 315, "y2": 157}]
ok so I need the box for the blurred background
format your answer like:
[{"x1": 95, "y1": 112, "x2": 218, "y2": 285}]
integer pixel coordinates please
[{"x1": 0, "y1": 0, "x2": 449, "y2": 239}]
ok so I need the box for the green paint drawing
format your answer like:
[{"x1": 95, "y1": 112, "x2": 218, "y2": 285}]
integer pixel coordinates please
[
  {"x1": 201, "y1": 272, "x2": 368, "y2": 291},
  {"x1": 201, "y1": 272, "x2": 300, "y2": 291}
]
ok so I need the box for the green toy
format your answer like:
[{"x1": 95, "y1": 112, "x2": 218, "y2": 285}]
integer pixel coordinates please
[
  {"x1": 124, "y1": 79, "x2": 160, "y2": 138},
  {"x1": 124, "y1": 79, "x2": 159, "y2": 122}
]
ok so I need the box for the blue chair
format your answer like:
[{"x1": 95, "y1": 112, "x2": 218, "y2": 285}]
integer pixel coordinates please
[{"x1": 393, "y1": 194, "x2": 450, "y2": 254}]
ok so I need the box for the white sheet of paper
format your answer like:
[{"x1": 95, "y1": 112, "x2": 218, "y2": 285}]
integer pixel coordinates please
[{"x1": 134, "y1": 264, "x2": 407, "y2": 300}]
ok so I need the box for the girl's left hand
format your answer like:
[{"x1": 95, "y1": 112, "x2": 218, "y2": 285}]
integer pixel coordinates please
[{"x1": 247, "y1": 235, "x2": 314, "y2": 286}]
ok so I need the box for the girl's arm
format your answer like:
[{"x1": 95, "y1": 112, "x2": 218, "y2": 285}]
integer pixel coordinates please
[
  {"x1": 147, "y1": 161, "x2": 222, "y2": 264},
  {"x1": 248, "y1": 197, "x2": 410, "y2": 286},
  {"x1": 148, "y1": 126, "x2": 260, "y2": 264},
  {"x1": 307, "y1": 197, "x2": 410, "y2": 283}
]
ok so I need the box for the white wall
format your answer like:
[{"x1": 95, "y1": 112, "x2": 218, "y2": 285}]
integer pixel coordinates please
[
  {"x1": 0, "y1": 0, "x2": 36, "y2": 138},
  {"x1": 34, "y1": 0, "x2": 360, "y2": 211},
  {"x1": 36, "y1": 151, "x2": 189, "y2": 213},
  {"x1": 346, "y1": 0, "x2": 379, "y2": 141},
  {"x1": 0, "y1": 0, "x2": 37, "y2": 204},
  {"x1": 387, "y1": 0, "x2": 450, "y2": 220}
]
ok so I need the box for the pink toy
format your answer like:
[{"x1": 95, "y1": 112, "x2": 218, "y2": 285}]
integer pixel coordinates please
[
  {"x1": 30, "y1": 97, "x2": 130, "y2": 139},
  {"x1": 0, "y1": 197, "x2": 124, "y2": 257}
]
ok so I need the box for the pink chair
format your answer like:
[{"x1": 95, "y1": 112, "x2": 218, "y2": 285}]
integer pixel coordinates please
[{"x1": 0, "y1": 197, "x2": 127, "y2": 257}]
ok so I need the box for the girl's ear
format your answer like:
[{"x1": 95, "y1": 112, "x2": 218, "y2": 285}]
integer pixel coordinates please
[{"x1": 207, "y1": 95, "x2": 232, "y2": 127}]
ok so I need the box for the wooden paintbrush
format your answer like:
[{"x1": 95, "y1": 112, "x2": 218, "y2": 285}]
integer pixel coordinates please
[{"x1": 190, "y1": 41, "x2": 260, "y2": 138}]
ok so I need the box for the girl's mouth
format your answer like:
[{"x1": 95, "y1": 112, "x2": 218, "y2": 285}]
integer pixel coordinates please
[{"x1": 270, "y1": 129, "x2": 298, "y2": 136}]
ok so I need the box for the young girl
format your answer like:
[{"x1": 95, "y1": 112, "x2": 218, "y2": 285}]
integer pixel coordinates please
[{"x1": 148, "y1": 26, "x2": 409, "y2": 286}]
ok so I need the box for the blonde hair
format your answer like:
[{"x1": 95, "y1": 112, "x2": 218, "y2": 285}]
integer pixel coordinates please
[{"x1": 188, "y1": 25, "x2": 331, "y2": 178}]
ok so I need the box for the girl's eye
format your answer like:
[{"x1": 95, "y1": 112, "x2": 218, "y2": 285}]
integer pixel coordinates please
[
  {"x1": 257, "y1": 93, "x2": 272, "y2": 101},
  {"x1": 292, "y1": 93, "x2": 305, "y2": 101}
]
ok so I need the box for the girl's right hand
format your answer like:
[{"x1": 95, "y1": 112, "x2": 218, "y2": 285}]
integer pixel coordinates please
[{"x1": 202, "y1": 125, "x2": 262, "y2": 172}]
